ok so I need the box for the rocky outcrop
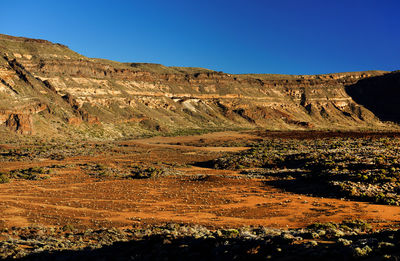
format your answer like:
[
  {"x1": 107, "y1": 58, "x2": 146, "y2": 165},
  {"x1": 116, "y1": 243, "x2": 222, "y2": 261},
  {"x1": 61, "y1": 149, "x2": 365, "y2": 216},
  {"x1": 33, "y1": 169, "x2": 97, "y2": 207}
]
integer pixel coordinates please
[
  {"x1": 0, "y1": 33, "x2": 397, "y2": 137},
  {"x1": 6, "y1": 113, "x2": 33, "y2": 134},
  {"x1": 0, "y1": 102, "x2": 47, "y2": 135}
]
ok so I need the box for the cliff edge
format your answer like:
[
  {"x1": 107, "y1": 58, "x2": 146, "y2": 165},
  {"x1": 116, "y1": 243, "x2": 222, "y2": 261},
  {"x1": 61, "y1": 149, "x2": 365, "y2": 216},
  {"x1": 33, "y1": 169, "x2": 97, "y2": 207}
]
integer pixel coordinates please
[{"x1": 0, "y1": 34, "x2": 397, "y2": 139}]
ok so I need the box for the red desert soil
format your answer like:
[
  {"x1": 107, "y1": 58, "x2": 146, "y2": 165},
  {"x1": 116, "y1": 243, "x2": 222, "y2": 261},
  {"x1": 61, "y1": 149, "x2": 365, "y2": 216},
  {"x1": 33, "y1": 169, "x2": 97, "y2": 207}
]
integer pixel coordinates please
[{"x1": 0, "y1": 131, "x2": 399, "y2": 230}]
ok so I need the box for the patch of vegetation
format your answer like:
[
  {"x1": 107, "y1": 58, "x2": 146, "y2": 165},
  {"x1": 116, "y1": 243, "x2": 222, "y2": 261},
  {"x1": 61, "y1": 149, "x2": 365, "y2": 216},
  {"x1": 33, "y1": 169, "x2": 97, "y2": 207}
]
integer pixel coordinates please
[
  {"x1": 171, "y1": 138, "x2": 262, "y2": 148},
  {"x1": 163, "y1": 127, "x2": 249, "y2": 137},
  {"x1": 81, "y1": 163, "x2": 166, "y2": 180},
  {"x1": 308, "y1": 220, "x2": 372, "y2": 233},
  {"x1": 164, "y1": 128, "x2": 219, "y2": 137},
  {"x1": 0, "y1": 173, "x2": 9, "y2": 184},
  {"x1": 0, "y1": 167, "x2": 51, "y2": 182},
  {"x1": 1, "y1": 221, "x2": 399, "y2": 260},
  {"x1": 188, "y1": 174, "x2": 211, "y2": 182},
  {"x1": 126, "y1": 165, "x2": 165, "y2": 179},
  {"x1": 0, "y1": 141, "x2": 115, "y2": 161},
  {"x1": 210, "y1": 137, "x2": 400, "y2": 205},
  {"x1": 82, "y1": 163, "x2": 121, "y2": 179}
]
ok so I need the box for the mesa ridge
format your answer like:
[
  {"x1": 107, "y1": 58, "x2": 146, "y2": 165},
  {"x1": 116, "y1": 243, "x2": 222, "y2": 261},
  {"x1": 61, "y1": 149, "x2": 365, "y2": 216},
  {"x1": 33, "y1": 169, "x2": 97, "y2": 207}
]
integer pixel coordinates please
[{"x1": 0, "y1": 33, "x2": 398, "y2": 139}]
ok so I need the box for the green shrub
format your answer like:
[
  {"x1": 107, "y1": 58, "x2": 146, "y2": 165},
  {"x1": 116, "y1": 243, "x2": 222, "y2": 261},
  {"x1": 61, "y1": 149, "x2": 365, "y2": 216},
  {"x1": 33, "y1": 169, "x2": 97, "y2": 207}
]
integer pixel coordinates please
[
  {"x1": 127, "y1": 165, "x2": 164, "y2": 179},
  {"x1": 0, "y1": 173, "x2": 10, "y2": 184},
  {"x1": 9, "y1": 167, "x2": 50, "y2": 180}
]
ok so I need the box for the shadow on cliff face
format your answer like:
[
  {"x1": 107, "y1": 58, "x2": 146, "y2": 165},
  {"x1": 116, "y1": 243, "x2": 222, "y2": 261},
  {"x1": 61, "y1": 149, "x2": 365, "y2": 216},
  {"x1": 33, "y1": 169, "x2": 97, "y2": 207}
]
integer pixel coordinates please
[{"x1": 345, "y1": 71, "x2": 400, "y2": 123}]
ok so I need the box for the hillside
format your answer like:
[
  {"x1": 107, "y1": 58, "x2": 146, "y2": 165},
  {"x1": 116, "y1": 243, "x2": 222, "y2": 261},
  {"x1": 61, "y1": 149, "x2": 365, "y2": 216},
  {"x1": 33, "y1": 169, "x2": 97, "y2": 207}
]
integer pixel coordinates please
[{"x1": 0, "y1": 33, "x2": 398, "y2": 139}]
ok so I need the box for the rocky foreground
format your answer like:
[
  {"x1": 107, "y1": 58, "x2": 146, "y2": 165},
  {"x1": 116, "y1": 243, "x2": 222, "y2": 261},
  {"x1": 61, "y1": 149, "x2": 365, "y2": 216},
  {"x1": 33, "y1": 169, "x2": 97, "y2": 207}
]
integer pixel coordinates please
[
  {"x1": 1, "y1": 221, "x2": 400, "y2": 260},
  {"x1": 0, "y1": 132, "x2": 399, "y2": 260}
]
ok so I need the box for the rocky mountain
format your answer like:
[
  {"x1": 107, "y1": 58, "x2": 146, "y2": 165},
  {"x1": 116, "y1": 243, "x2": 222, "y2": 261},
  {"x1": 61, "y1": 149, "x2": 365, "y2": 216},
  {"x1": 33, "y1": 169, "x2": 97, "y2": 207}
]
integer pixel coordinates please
[{"x1": 0, "y1": 34, "x2": 398, "y2": 139}]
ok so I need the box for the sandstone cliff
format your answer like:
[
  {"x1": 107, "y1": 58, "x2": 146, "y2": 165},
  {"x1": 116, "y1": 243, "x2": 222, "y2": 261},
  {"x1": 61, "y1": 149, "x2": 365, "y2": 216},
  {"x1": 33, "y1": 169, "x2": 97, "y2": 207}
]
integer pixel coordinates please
[{"x1": 0, "y1": 34, "x2": 397, "y2": 139}]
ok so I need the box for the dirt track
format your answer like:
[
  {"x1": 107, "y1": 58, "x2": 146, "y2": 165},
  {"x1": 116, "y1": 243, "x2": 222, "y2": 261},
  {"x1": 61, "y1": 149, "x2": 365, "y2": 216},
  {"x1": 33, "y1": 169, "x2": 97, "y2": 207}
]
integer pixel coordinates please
[{"x1": 0, "y1": 131, "x2": 399, "y2": 230}]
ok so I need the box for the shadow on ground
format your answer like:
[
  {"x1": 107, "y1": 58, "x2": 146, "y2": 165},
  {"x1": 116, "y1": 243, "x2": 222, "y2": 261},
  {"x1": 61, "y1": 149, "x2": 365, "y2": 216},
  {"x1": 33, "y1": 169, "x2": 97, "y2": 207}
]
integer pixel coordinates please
[
  {"x1": 262, "y1": 174, "x2": 343, "y2": 199},
  {"x1": 12, "y1": 231, "x2": 400, "y2": 261}
]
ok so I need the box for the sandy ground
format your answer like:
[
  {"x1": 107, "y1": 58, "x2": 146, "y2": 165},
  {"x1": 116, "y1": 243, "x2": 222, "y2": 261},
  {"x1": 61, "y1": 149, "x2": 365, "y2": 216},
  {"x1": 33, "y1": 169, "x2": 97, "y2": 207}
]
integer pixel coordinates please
[{"x1": 0, "y1": 131, "x2": 399, "y2": 230}]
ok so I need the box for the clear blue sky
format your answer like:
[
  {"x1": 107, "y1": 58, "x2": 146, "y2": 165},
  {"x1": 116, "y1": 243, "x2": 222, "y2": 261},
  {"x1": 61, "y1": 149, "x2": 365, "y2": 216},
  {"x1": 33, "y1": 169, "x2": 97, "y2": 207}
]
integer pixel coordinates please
[{"x1": 1, "y1": 0, "x2": 399, "y2": 74}]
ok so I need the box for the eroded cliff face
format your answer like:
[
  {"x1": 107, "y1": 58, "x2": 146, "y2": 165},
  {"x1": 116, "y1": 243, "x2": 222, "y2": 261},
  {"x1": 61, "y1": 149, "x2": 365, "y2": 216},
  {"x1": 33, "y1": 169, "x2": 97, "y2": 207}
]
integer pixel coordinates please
[{"x1": 0, "y1": 34, "x2": 396, "y2": 138}]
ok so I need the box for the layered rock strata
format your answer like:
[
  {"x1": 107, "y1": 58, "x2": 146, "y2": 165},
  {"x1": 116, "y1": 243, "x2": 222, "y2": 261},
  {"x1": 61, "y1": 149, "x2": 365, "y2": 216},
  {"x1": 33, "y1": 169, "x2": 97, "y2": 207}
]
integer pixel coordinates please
[{"x1": 0, "y1": 34, "x2": 397, "y2": 137}]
